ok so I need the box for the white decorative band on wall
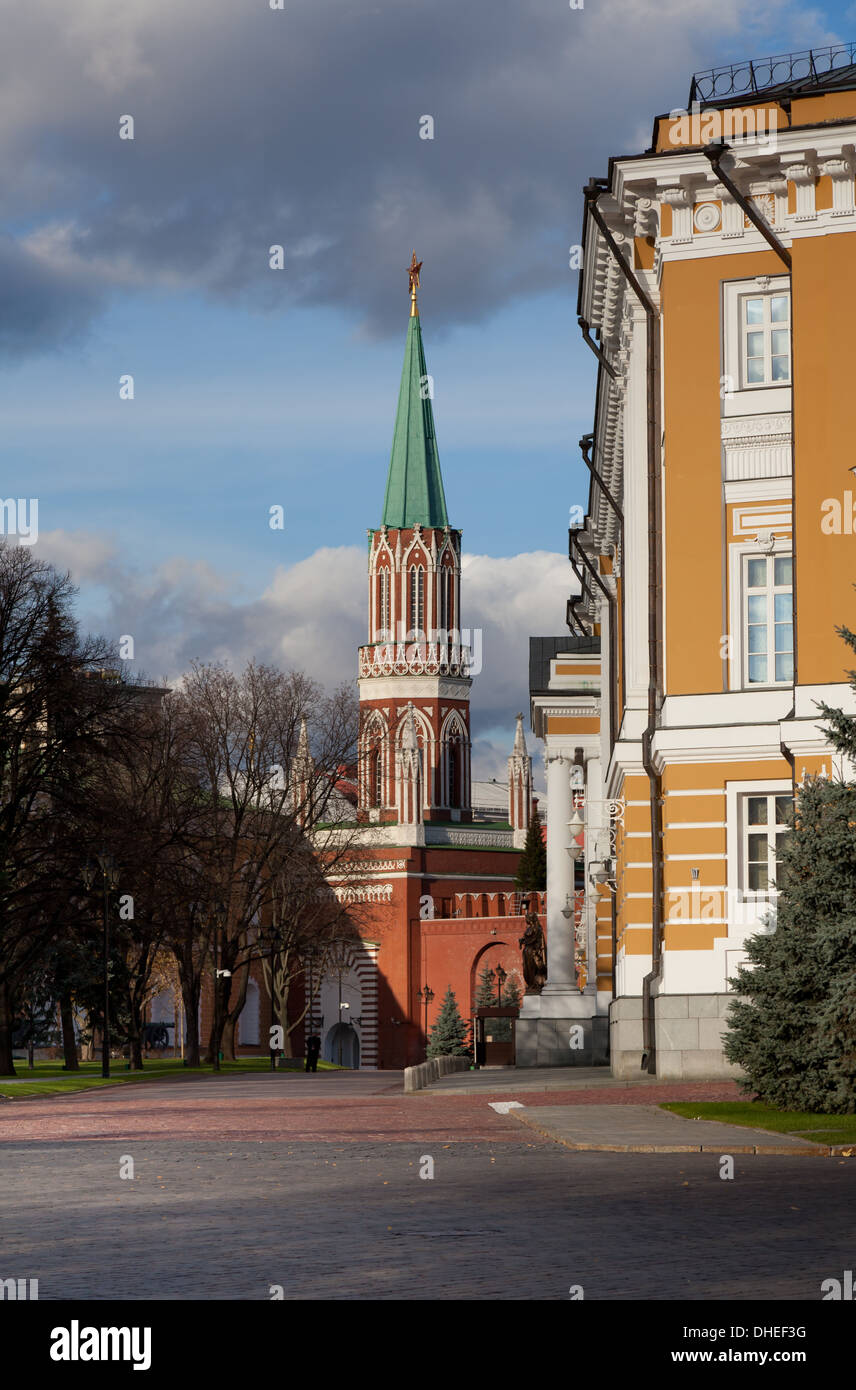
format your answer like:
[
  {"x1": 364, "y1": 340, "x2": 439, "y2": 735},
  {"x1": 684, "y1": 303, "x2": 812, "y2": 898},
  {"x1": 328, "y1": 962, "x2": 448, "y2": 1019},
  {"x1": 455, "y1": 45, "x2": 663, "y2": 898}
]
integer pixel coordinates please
[{"x1": 722, "y1": 414, "x2": 792, "y2": 481}]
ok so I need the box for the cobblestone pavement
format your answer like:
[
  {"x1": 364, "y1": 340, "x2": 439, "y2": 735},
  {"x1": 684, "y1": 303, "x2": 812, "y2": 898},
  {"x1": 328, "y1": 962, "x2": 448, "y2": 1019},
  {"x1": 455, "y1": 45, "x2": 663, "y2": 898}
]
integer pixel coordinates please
[{"x1": 2, "y1": 1139, "x2": 855, "y2": 1300}]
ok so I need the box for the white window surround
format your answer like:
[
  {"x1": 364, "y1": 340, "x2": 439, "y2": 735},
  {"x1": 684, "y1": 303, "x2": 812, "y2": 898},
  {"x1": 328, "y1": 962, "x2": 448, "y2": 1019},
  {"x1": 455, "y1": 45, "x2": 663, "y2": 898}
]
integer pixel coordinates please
[
  {"x1": 727, "y1": 536, "x2": 792, "y2": 691},
  {"x1": 726, "y1": 778, "x2": 792, "y2": 914},
  {"x1": 721, "y1": 275, "x2": 791, "y2": 419}
]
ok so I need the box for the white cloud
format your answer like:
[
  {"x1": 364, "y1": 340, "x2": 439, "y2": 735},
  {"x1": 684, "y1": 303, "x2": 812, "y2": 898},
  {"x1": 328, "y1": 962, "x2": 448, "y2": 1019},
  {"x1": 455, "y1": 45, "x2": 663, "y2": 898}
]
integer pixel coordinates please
[{"x1": 32, "y1": 531, "x2": 573, "y2": 776}]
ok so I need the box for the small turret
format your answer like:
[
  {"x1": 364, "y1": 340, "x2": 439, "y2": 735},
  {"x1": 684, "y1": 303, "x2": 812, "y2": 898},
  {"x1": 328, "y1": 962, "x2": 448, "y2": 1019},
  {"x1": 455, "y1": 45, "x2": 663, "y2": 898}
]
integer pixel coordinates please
[{"x1": 508, "y1": 712, "x2": 533, "y2": 845}]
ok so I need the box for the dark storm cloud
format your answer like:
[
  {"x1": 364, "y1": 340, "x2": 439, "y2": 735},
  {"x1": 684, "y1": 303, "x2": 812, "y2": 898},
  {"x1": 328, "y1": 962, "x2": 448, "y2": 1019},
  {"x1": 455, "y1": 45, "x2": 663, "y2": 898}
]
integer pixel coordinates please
[
  {"x1": 0, "y1": 0, "x2": 813, "y2": 351},
  {"x1": 0, "y1": 237, "x2": 105, "y2": 358}
]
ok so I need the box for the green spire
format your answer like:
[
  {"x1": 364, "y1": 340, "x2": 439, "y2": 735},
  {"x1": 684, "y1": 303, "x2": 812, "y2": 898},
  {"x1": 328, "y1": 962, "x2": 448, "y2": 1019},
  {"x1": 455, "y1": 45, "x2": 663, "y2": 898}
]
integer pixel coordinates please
[{"x1": 380, "y1": 290, "x2": 449, "y2": 530}]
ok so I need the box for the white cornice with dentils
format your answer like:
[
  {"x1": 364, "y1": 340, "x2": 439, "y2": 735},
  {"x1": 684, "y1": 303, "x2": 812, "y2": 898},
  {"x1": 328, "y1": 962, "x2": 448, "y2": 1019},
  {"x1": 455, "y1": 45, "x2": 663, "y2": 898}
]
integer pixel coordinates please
[{"x1": 583, "y1": 123, "x2": 856, "y2": 342}]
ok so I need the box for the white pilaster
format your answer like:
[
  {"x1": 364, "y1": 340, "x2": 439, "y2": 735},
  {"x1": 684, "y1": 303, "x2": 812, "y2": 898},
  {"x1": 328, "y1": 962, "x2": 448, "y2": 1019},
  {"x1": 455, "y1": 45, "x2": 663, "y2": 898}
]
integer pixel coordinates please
[{"x1": 543, "y1": 751, "x2": 574, "y2": 991}]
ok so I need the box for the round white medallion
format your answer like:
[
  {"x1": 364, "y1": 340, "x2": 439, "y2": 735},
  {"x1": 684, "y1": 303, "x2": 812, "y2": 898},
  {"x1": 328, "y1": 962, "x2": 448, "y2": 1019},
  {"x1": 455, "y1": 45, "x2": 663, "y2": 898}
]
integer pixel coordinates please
[{"x1": 694, "y1": 202, "x2": 721, "y2": 233}]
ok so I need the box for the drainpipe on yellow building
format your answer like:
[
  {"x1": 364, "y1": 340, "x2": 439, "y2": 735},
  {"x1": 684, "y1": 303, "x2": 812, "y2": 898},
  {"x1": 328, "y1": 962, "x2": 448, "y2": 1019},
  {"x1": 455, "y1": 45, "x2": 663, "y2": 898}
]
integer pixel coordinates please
[
  {"x1": 580, "y1": 430, "x2": 626, "y2": 731},
  {"x1": 584, "y1": 182, "x2": 664, "y2": 1073}
]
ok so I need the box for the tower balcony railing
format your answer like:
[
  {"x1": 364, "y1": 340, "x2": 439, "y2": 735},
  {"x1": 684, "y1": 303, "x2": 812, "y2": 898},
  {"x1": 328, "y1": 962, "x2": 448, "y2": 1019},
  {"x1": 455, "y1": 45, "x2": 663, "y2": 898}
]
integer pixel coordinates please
[{"x1": 359, "y1": 636, "x2": 474, "y2": 679}]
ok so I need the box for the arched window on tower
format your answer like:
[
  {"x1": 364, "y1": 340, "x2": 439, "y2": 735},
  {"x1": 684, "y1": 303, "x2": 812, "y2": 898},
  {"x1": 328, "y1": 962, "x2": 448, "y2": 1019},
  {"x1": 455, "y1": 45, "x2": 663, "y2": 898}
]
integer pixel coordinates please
[
  {"x1": 441, "y1": 561, "x2": 455, "y2": 633},
  {"x1": 409, "y1": 565, "x2": 425, "y2": 639},
  {"x1": 439, "y1": 566, "x2": 453, "y2": 635},
  {"x1": 447, "y1": 739, "x2": 458, "y2": 808},
  {"x1": 370, "y1": 747, "x2": 383, "y2": 807},
  {"x1": 378, "y1": 568, "x2": 390, "y2": 640}
]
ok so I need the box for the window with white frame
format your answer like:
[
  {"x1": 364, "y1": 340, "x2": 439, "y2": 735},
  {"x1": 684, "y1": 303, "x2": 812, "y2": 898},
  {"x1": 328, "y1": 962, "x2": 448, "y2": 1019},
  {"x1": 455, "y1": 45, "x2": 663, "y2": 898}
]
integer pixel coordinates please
[
  {"x1": 744, "y1": 553, "x2": 793, "y2": 685},
  {"x1": 721, "y1": 276, "x2": 792, "y2": 420},
  {"x1": 740, "y1": 290, "x2": 790, "y2": 388},
  {"x1": 742, "y1": 792, "x2": 791, "y2": 894}
]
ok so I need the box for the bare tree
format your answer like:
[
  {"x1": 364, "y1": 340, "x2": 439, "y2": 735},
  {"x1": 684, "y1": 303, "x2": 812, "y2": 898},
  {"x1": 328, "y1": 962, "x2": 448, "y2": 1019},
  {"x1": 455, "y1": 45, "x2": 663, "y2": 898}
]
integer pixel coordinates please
[
  {"x1": 0, "y1": 543, "x2": 143, "y2": 1075},
  {"x1": 168, "y1": 661, "x2": 367, "y2": 1070}
]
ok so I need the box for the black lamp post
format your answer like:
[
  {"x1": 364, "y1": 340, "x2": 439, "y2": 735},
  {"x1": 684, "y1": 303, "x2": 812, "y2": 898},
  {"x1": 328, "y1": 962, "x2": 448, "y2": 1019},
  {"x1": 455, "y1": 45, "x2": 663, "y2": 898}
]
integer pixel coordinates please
[
  {"x1": 81, "y1": 852, "x2": 120, "y2": 1078},
  {"x1": 417, "y1": 984, "x2": 434, "y2": 1057},
  {"x1": 495, "y1": 963, "x2": 507, "y2": 1007}
]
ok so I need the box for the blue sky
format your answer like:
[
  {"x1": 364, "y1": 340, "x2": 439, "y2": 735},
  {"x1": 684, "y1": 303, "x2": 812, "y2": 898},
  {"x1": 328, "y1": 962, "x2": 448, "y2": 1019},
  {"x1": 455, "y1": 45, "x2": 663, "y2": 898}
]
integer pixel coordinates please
[
  {"x1": 3, "y1": 0, "x2": 853, "y2": 778},
  {"x1": 0, "y1": 288, "x2": 589, "y2": 585}
]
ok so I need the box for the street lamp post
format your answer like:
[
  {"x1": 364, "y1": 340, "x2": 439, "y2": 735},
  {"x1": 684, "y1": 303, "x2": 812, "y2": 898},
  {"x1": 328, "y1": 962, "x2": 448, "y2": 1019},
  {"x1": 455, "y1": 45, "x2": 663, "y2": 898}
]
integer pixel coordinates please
[
  {"x1": 81, "y1": 851, "x2": 120, "y2": 1079},
  {"x1": 495, "y1": 963, "x2": 507, "y2": 1007},
  {"x1": 416, "y1": 984, "x2": 434, "y2": 1058}
]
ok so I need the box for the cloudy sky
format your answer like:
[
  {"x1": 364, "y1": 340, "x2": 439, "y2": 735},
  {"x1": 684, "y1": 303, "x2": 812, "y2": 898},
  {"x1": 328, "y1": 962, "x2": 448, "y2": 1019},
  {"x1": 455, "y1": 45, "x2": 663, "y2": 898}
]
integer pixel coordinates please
[{"x1": 3, "y1": 0, "x2": 849, "y2": 781}]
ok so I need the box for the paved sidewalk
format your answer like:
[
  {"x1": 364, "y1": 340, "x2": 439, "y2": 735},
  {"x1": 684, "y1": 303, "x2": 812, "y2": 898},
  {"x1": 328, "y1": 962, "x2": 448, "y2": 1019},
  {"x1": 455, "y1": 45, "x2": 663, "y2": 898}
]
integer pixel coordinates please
[{"x1": 512, "y1": 1103, "x2": 836, "y2": 1156}]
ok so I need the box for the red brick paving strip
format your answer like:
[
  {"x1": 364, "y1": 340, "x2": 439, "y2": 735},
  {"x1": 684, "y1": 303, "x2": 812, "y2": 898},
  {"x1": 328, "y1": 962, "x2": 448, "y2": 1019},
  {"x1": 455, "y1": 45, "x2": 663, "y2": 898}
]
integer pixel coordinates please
[{"x1": 0, "y1": 1078, "x2": 741, "y2": 1143}]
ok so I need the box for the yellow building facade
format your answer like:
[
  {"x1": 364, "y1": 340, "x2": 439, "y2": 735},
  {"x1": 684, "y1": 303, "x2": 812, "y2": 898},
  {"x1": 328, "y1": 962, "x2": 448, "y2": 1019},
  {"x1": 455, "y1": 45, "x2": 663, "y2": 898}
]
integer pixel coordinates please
[{"x1": 535, "y1": 52, "x2": 856, "y2": 1078}]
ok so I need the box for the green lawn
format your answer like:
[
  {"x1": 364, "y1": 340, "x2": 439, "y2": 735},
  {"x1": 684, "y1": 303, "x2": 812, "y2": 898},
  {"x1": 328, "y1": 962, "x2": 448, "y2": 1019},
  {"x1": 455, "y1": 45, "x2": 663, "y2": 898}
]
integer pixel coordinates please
[
  {"x1": 0, "y1": 1056, "x2": 342, "y2": 1100},
  {"x1": 662, "y1": 1100, "x2": 856, "y2": 1148}
]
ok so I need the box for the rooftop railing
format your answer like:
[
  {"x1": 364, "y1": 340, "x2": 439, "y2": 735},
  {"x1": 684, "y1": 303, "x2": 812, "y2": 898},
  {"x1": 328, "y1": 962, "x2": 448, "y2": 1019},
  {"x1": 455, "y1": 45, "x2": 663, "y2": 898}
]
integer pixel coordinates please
[{"x1": 689, "y1": 43, "x2": 856, "y2": 105}]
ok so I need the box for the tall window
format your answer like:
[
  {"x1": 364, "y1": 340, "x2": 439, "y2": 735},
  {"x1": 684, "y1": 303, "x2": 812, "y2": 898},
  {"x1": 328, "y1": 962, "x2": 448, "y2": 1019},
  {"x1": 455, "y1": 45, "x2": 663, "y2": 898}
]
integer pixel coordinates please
[
  {"x1": 378, "y1": 569, "x2": 390, "y2": 639},
  {"x1": 743, "y1": 793, "x2": 791, "y2": 893},
  {"x1": 744, "y1": 554, "x2": 793, "y2": 684},
  {"x1": 370, "y1": 747, "x2": 383, "y2": 807},
  {"x1": 409, "y1": 565, "x2": 425, "y2": 637},
  {"x1": 741, "y1": 291, "x2": 790, "y2": 387},
  {"x1": 447, "y1": 741, "x2": 458, "y2": 808},
  {"x1": 439, "y1": 567, "x2": 452, "y2": 633}
]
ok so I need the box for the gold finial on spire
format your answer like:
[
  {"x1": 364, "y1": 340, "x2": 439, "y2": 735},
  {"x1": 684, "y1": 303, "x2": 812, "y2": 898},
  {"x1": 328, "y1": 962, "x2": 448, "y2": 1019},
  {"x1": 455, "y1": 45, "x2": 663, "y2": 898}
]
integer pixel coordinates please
[{"x1": 407, "y1": 250, "x2": 422, "y2": 316}]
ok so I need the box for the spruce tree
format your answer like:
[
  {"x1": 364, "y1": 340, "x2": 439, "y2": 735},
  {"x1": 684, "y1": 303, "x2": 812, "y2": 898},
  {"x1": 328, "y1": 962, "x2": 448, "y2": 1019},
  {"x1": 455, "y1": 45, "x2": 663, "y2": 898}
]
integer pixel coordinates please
[
  {"x1": 474, "y1": 964, "x2": 498, "y2": 1010},
  {"x1": 515, "y1": 806, "x2": 546, "y2": 893},
  {"x1": 426, "y1": 986, "x2": 471, "y2": 1058},
  {"x1": 725, "y1": 624, "x2": 856, "y2": 1110},
  {"x1": 502, "y1": 971, "x2": 522, "y2": 1010}
]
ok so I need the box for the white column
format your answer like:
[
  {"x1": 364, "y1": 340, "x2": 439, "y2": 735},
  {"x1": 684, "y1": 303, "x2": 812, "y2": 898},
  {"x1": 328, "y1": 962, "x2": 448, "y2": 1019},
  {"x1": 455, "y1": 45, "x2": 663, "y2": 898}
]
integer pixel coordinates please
[{"x1": 543, "y1": 751, "x2": 574, "y2": 992}]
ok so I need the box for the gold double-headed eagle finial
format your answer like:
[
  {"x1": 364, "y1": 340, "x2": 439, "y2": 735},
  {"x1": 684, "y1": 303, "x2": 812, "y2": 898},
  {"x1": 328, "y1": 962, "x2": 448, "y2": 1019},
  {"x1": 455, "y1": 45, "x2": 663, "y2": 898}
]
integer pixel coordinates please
[{"x1": 407, "y1": 251, "x2": 422, "y2": 316}]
